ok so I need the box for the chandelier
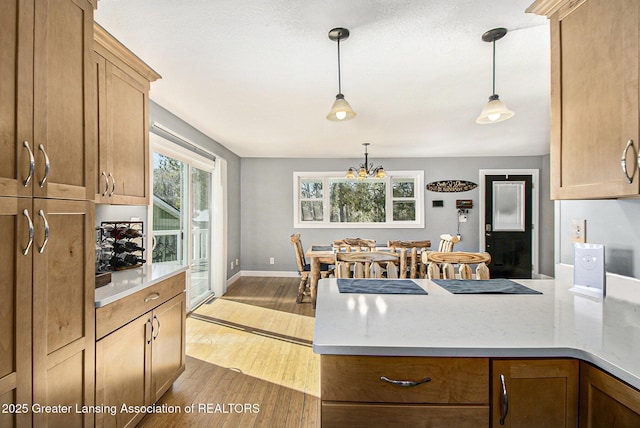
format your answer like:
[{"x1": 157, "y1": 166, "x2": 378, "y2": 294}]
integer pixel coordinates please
[
  {"x1": 476, "y1": 27, "x2": 514, "y2": 124},
  {"x1": 346, "y1": 143, "x2": 385, "y2": 180},
  {"x1": 326, "y1": 27, "x2": 356, "y2": 121}
]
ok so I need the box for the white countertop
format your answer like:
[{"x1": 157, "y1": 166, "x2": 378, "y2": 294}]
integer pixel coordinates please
[
  {"x1": 313, "y1": 276, "x2": 640, "y2": 390},
  {"x1": 95, "y1": 263, "x2": 188, "y2": 308}
]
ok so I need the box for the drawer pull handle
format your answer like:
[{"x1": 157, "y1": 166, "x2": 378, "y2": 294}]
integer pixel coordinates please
[
  {"x1": 380, "y1": 376, "x2": 431, "y2": 387},
  {"x1": 499, "y1": 373, "x2": 509, "y2": 425},
  {"x1": 37, "y1": 210, "x2": 49, "y2": 253},
  {"x1": 144, "y1": 292, "x2": 160, "y2": 302},
  {"x1": 621, "y1": 139, "x2": 636, "y2": 184}
]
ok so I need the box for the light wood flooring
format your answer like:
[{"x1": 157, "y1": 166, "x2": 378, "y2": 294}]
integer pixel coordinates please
[{"x1": 138, "y1": 276, "x2": 320, "y2": 427}]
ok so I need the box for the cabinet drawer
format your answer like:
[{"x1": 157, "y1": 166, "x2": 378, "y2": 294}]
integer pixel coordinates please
[
  {"x1": 322, "y1": 402, "x2": 489, "y2": 428},
  {"x1": 96, "y1": 272, "x2": 185, "y2": 339},
  {"x1": 321, "y1": 355, "x2": 488, "y2": 404}
]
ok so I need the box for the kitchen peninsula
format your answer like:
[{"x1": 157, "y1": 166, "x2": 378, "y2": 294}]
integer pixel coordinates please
[{"x1": 314, "y1": 273, "x2": 640, "y2": 427}]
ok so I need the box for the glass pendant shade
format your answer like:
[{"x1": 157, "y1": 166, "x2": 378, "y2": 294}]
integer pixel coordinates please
[
  {"x1": 476, "y1": 94, "x2": 515, "y2": 124},
  {"x1": 346, "y1": 168, "x2": 356, "y2": 179},
  {"x1": 327, "y1": 94, "x2": 356, "y2": 121},
  {"x1": 357, "y1": 167, "x2": 367, "y2": 180},
  {"x1": 374, "y1": 167, "x2": 386, "y2": 179}
]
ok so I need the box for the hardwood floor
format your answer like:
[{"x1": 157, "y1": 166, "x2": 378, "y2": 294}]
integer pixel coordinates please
[{"x1": 138, "y1": 276, "x2": 320, "y2": 427}]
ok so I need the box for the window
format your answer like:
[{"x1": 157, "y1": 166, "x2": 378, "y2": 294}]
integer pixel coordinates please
[{"x1": 293, "y1": 171, "x2": 424, "y2": 228}]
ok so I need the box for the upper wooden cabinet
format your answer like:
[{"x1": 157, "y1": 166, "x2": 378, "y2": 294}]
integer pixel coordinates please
[
  {"x1": 528, "y1": 0, "x2": 640, "y2": 199},
  {"x1": 1, "y1": 0, "x2": 95, "y2": 200},
  {"x1": 93, "y1": 24, "x2": 161, "y2": 205}
]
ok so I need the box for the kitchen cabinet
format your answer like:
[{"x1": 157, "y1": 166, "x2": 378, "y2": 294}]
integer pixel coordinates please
[
  {"x1": 579, "y1": 361, "x2": 640, "y2": 427},
  {"x1": 0, "y1": 1, "x2": 96, "y2": 427},
  {"x1": 528, "y1": 0, "x2": 640, "y2": 199},
  {"x1": 0, "y1": 0, "x2": 95, "y2": 200},
  {"x1": 95, "y1": 273, "x2": 186, "y2": 428},
  {"x1": 93, "y1": 24, "x2": 161, "y2": 205},
  {"x1": 320, "y1": 355, "x2": 489, "y2": 427},
  {"x1": 491, "y1": 359, "x2": 578, "y2": 427}
]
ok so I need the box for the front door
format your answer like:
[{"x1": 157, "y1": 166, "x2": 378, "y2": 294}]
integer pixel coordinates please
[{"x1": 484, "y1": 175, "x2": 533, "y2": 278}]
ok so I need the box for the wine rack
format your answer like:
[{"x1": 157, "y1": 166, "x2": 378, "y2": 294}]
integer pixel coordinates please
[{"x1": 98, "y1": 221, "x2": 146, "y2": 271}]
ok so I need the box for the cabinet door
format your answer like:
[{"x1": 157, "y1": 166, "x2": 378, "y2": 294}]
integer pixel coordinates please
[
  {"x1": 92, "y1": 52, "x2": 111, "y2": 204},
  {"x1": 106, "y1": 62, "x2": 150, "y2": 205},
  {"x1": 151, "y1": 293, "x2": 186, "y2": 402},
  {"x1": 31, "y1": 199, "x2": 95, "y2": 428},
  {"x1": 579, "y1": 362, "x2": 640, "y2": 427},
  {"x1": 33, "y1": 0, "x2": 94, "y2": 201},
  {"x1": 551, "y1": 0, "x2": 639, "y2": 198},
  {"x1": 0, "y1": 0, "x2": 33, "y2": 198},
  {"x1": 491, "y1": 359, "x2": 578, "y2": 427},
  {"x1": 0, "y1": 198, "x2": 32, "y2": 428},
  {"x1": 96, "y1": 314, "x2": 152, "y2": 428}
]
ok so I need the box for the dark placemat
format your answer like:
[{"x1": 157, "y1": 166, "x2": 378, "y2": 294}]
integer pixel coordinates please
[
  {"x1": 432, "y1": 278, "x2": 542, "y2": 295},
  {"x1": 337, "y1": 279, "x2": 427, "y2": 295},
  {"x1": 311, "y1": 245, "x2": 333, "y2": 251}
]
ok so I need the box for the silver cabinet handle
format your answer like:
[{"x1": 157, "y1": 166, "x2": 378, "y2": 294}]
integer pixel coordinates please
[
  {"x1": 22, "y1": 209, "x2": 34, "y2": 256},
  {"x1": 37, "y1": 210, "x2": 49, "y2": 253},
  {"x1": 108, "y1": 172, "x2": 116, "y2": 196},
  {"x1": 147, "y1": 318, "x2": 153, "y2": 344},
  {"x1": 144, "y1": 292, "x2": 160, "y2": 303},
  {"x1": 23, "y1": 141, "x2": 35, "y2": 187},
  {"x1": 621, "y1": 140, "x2": 636, "y2": 184},
  {"x1": 380, "y1": 375, "x2": 431, "y2": 387},
  {"x1": 152, "y1": 314, "x2": 161, "y2": 340},
  {"x1": 101, "y1": 172, "x2": 109, "y2": 197},
  {"x1": 38, "y1": 144, "x2": 50, "y2": 187},
  {"x1": 499, "y1": 373, "x2": 509, "y2": 425}
]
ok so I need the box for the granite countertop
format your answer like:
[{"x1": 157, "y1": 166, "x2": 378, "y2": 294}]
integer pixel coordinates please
[
  {"x1": 95, "y1": 263, "x2": 188, "y2": 308},
  {"x1": 313, "y1": 275, "x2": 640, "y2": 390}
]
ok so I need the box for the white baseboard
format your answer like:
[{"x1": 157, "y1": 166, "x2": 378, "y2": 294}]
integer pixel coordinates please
[
  {"x1": 239, "y1": 270, "x2": 300, "y2": 278},
  {"x1": 226, "y1": 271, "x2": 241, "y2": 286}
]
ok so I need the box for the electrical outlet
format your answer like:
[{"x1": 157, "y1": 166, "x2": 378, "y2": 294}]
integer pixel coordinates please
[
  {"x1": 230, "y1": 261, "x2": 234, "y2": 270},
  {"x1": 571, "y1": 219, "x2": 586, "y2": 243},
  {"x1": 269, "y1": 257, "x2": 275, "y2": 265},
  {"x1": 236, "y1": 258, "x2": 239, "y2": 265}
]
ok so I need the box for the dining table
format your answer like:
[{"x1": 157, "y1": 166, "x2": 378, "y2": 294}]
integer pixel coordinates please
[{"x1": 305, "y1": 241, "x2": 431, "y2": 308}]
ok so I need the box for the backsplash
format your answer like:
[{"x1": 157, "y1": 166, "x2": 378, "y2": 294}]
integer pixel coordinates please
[{"x1": 96, "y1": 204, "x2": 147, "y2": 227}]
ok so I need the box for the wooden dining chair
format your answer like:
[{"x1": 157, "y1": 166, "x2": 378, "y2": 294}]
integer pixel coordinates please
[
  {"x1": 290, "y1": 233, "x2": 333, "y2": 303},
  {"x1": 437, "y1": 234, "x2": 460, "y2": 252},
  {"x1": 332, "y1": 238, "x2": 377, "y2": 253},
  {"x1": 335, "y1": 251, "x2": 399, "y2": 279},
  {"x1": 425, "y1": 252, "x2": 491, "y2": 280},
  {"x1": 387, "y1": 240, "x2": 431, "y2": 279}
]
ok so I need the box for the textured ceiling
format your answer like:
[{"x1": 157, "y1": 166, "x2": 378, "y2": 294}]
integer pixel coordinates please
[{"x1": 95, "y1": 0, "x2": 549, "y2": 158}]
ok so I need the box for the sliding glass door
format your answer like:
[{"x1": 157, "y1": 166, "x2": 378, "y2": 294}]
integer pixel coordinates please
[{"x1": 152, "y1": 145, "x2": 215, "y2": 310}]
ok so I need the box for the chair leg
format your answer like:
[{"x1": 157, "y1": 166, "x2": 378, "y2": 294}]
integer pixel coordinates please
[{"x1": 296, "y1": 275, "x2": 308, "y2": 304}]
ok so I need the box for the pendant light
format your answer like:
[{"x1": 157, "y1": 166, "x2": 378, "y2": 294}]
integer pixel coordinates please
[
  {"x1": 476, "y1": 27, "x2": 514, "y2": 124},
  {"x1": 327, "y1": 27, "x2": 356, "y2": 121},
  {"x1": 346, "y1": 143, "x2": 385, "y2": 180}
]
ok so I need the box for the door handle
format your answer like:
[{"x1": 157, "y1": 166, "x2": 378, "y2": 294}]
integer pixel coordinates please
[
  {"x1": 38, "y1": 144, "x2": 50, "y2": 188},
  {"x1": 499, "y1": 373, "x2": 509, "y2": 425},
  {"x1": 152, "y1": 315, "x2": 161, "y2": 340},
  {"x1": 621, "y1": 139, "x2": 636, "y2": 184},
  {"x1": 22, "y1": 209, "x2": 34, "y2": 256},
  {"x1": 38, "y1": 210, "x2": 50, "y2": 253},
  {"x1": 23, "y1": 141, "x2": 35, "y2": 187},
  {"x1": 108, "y1": 172, "x2": 116, "y2": 196},
  {"x1": 101, "y1": 171, "x2": 109, "y2": 197}
]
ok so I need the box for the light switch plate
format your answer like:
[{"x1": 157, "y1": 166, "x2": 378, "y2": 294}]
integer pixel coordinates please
[{"x1": 571, "y1": 219, "x2": 586, "y2": 243}]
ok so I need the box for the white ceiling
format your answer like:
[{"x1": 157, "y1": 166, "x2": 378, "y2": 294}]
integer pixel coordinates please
[{"x1": 95, "y1": 0, "x2": 550, "y2": 159}]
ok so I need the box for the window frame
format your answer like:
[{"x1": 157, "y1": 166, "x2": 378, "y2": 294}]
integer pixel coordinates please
[{"x1": 293, "y1": 170, "x2": 424, "y2": 228}]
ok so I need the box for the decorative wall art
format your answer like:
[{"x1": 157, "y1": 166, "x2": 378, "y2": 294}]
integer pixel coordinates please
[{"x1": 425, "y1": 180, "x2": 478, "y2": 193}]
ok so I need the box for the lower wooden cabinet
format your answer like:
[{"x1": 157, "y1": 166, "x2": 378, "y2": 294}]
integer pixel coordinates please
[
  {"x1": 579, "y1": 362, "x2": 640, "y2": 427},
  {"x1": 491, "y1": 359, "x2": 578, "y2": 427},
  {"x1": 95, "y1": 274, "x2": 185, "y2": 428},
  {"x1": 320, "y1": 355, "x2": 489, "y2": 427}
]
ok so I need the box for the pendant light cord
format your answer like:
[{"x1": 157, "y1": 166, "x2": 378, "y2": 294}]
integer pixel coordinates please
[
  {"x1": 337, "y1": 36, "x2": 342, "y2": 94},
  {"x1": 492, "y1": 39, "x2": 496, "y2": 95}
]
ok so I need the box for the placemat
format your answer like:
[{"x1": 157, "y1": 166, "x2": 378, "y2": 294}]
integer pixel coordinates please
[
  {"x1": 432, "y1": 279, "x2": 542, "y2": 294},
  {"x1": 311, "y1": 245, "x2": 333, "y2": 251},
  {"x1": 337, "y1": 279, "x2": 427, "y2": 295}
]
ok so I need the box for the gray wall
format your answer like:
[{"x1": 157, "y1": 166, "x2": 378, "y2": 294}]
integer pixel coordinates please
[
  {"x1": 150, "y1": 101, "x2": 242, "y2": 279},
  {"x1": 558, "y1": 199, "x2": 640, "y2": 279},
  {"x1": 240, "y1": 155, "x2": 554, "y2": 276}
]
